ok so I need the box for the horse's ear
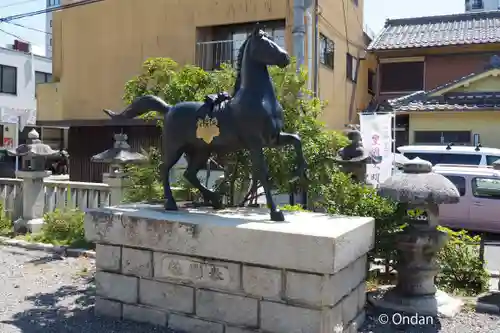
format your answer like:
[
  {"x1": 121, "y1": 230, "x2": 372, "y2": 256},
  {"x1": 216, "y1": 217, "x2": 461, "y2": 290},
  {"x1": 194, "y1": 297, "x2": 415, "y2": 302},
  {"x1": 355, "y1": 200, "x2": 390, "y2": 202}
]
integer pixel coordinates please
[{"x1": 253, "y1": 23, "x2": 260, "y2": 35}]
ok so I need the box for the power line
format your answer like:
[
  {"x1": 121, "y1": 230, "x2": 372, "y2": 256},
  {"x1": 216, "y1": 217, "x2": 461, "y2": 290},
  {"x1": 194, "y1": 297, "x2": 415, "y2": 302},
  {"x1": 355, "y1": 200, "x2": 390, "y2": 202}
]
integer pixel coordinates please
[
  {"x1": 6, "y1": 21, "x2": 51, "y2": 35},
  {"x1": 0, "y1": 0, "x2": 39, "y2": 10},
  {"x1": 0, "y1": 0, "x2": 107, "y2": 23},
  {"x1": 0, "y1": 26, "x2": 30, "y2": 43}
]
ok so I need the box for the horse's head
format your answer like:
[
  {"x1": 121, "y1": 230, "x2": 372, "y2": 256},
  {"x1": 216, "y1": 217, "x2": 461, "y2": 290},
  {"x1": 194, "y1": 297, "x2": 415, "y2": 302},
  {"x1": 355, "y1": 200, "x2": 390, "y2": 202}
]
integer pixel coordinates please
[{"x1": 247, "y1": 27, "x2": 290, "y2": 68}]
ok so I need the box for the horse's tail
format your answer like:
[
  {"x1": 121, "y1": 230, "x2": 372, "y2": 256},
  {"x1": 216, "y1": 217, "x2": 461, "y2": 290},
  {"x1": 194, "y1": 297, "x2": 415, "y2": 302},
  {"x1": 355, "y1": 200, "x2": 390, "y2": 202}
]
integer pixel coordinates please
[{"x1": 103, "y1": 95, "x2": 171, "y2": 119}]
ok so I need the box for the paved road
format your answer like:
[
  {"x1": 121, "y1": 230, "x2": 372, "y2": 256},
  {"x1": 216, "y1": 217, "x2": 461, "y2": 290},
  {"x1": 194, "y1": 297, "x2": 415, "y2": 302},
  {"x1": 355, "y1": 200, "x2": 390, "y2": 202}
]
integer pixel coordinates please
[{"x1": 0, "y1": 245, "x2": 174, "y2": 333}]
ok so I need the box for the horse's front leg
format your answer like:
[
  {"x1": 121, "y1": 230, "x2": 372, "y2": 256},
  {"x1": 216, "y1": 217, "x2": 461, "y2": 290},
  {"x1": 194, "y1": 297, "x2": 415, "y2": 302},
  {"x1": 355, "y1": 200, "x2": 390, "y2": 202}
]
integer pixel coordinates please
[
  {"x1": 249, "y1": 145, "x2": 284, "y2": 221},
  {"x1": 277, "y1": 132, "x2": 308, "y2": 182}
]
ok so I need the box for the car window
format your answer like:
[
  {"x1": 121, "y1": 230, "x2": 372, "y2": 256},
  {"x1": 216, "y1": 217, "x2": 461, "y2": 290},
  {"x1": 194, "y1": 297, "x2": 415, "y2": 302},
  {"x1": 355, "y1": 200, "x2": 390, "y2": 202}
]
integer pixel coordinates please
[
  {"x1": 440, "y1": 154, "x2": 481, "y2": 165},
  {"x1": 443, "y1": 175, "x2": 466, "y2": 196},
  {"x1": 403, "y1": 152, "x2": 481, "y2": 165},
  {"x1": 472, "y1": 177, "x2": 500, "y2": 199},
  {"x1": 486, "y1": 155, "x2": 500, "y2": 165},
  {"x1": 403, "y1": 153, "x2": 443, "y2": 165}
]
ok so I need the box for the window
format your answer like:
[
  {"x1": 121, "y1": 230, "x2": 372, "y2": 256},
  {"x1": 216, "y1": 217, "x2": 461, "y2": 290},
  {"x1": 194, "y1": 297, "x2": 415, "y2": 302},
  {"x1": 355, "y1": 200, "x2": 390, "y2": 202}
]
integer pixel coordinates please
[
  {"x1": 414, "y1": 131, "x2": 471, "y2": 145},
  {"x1": 0, "y1": 65, "x2": 17, "y2": 95},
  {"x1": 352, "y1": 0, "x2": 358, "y2": 5},
  {"x1": 35, "y1": 71, "x2": 52, "y2": 84},
  {"x1": 443, "y1": 176, "x2": 466, "y2": 196},
  {"x1": 471, "y1": 0, "x2": 484, "y2": 9},
  {"x1": 230, "y1": 26, "x2": 285, "y2": 67},
  {"x1": 486, "y1": 156, "x2": 500, "y2": 165},
  {"x1": 50, "y1": 20, "x2": 52, "y2": 28},
  {"x1": 368, "y1": 69, "x2": 375, "y2": 94},
  {"x1": 346, "y1": 53, "x2": 357, "y2": 82},
  {"x1": 319, "y1": 34, "x2": 334, "y2": 69},
  {"x1": 472, "y1": 177, "x2": 500, "y2": 199},
  {"x1": 380, "y1": 61, "x2": 424, "y2": 92},
  {"x1": 403, "y1": 153, "x2": 481, "y2": 166}
]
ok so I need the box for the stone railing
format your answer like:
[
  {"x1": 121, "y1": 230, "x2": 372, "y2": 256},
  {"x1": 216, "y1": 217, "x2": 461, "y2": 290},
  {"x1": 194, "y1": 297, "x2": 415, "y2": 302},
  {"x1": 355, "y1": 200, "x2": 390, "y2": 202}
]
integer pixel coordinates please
[
  {"x1": 43, "y1": 180, "x2": 111, "y2": 211},
  {"x1": 0, "y1": 177, "x2": 113, "y2": 221},
  {"x1": 0, "y1": 178, "x2": 23, "y2": 220}
]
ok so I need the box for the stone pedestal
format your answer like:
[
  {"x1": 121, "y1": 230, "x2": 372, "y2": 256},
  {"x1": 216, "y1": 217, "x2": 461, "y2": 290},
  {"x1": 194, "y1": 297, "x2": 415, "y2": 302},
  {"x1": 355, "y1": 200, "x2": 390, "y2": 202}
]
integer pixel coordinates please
[
  {"x1": 85, "y1": 204, "x2": 375, "y2": 333},
  {"x1": 14, "y1": 170, "x2": 51, "y2": 233},
  {"x1": 103, "y1": 173, "x2": 127, "y2": 205}
]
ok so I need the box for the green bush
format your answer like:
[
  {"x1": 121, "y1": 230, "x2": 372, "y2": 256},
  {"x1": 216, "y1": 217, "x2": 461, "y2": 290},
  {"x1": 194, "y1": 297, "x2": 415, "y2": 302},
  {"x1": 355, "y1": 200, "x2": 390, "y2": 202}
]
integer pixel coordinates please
[
  {"x1": 436, "y1": 227, "x2": 489, "y2": 296},
  {"x1": 0, "y1": 201, "x2": 13, "y2": 237},
  {"x1": 29, "y1": 208, "x2": 92, "y2": 249}
]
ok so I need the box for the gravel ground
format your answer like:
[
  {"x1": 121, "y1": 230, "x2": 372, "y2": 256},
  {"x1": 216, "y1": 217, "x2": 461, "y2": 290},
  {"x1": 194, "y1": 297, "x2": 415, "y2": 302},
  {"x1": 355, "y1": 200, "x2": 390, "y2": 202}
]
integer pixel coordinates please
[
  {"x1": 0, "y1": 245, "x2": 175, "y2": 333},
  {"x1": 0, "y1": 245, "x2": 499, "y2": 333},
  {"x1": 358, "y1": 303, "x2": 500, "y2": 332}
]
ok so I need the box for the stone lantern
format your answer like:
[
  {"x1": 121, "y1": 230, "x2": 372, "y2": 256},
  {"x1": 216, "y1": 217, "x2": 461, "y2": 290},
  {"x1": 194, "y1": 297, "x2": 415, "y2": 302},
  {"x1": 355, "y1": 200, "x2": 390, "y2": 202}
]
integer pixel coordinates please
[
  {"x1": 334, "y1": 125, "x2": 381, "y2": 183},
  {"x1": 7, "y1": 129, "x2": 61, "y2": 233},
  {"x1": 91, "y1": 133, "x2": 147, "y2": 205},
  {"x1": 374, "y1": 158, "x2": 462, "y2": 317}
]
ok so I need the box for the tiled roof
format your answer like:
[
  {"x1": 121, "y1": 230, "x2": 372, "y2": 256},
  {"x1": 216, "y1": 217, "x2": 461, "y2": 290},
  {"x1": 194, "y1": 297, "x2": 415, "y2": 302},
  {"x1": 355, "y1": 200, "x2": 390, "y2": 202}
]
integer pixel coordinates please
[
  {"x1": 388, "y1": 92, "x2": 500, "y2": 112},
  {"x1": 368, "y1": 10, "x2": 500, "y2": 51}
]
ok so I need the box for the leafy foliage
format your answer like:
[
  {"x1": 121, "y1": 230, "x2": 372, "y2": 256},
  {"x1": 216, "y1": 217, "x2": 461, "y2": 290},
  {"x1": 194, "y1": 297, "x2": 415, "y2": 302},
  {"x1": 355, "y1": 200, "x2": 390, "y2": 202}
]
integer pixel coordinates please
[
  {"x1": 0, "y1": 201, "x2": 13, "y2": 237},
  {"x1": 28, "y1": 208, "x2": 92, "y2": 249},
  {"x1": 436, "y1": 227, "x2": 489, "y2": 296},
  {"x1": 123, "y1": 147, "x2": 164, "y2": 203}
]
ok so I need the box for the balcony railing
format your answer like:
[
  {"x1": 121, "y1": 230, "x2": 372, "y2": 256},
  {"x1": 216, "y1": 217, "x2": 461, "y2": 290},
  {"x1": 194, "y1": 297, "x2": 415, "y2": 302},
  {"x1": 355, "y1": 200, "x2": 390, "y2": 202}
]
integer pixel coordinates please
[
  {"x1": 195, "y1": 36, "x2": 286, "y2": 71},
  {"x1": 195, "y1": 40, "x2": 235, "y2": 71}
]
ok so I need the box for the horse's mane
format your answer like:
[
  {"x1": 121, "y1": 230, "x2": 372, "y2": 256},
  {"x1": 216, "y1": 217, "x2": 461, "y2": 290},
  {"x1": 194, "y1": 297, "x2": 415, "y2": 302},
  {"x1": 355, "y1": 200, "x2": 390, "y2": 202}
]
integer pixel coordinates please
[{"x1": 233, "y1": 36, "x2": 250, "y2": 95}]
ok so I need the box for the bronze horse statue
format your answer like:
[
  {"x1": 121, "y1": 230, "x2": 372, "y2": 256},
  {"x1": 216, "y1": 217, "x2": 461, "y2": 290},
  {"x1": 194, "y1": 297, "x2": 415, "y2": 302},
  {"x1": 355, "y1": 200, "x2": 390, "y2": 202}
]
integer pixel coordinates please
[{"x1": 103, "y1": 27, "x2": 308, "y2": 221}]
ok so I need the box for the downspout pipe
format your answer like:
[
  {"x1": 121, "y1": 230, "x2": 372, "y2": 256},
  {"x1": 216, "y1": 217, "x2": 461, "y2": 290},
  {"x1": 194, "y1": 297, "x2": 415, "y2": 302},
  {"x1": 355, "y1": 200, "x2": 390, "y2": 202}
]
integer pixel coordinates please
[{"x1": 293, "y1": 0, "x2": 306, "y2": 72}]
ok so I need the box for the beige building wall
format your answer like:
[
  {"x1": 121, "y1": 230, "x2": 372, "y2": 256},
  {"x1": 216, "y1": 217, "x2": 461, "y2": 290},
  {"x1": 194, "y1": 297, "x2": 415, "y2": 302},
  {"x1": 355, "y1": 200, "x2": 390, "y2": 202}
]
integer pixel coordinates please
[{"x1": 409, "y1": 112, "x2": 500, "y2": 148}]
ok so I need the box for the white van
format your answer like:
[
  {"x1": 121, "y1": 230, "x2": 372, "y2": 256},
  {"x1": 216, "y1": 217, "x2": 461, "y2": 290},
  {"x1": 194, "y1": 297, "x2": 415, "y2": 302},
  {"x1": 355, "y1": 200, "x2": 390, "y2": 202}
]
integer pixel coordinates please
[{"x1": 397, "y1": 144, "x2": 500, "y2": 166}]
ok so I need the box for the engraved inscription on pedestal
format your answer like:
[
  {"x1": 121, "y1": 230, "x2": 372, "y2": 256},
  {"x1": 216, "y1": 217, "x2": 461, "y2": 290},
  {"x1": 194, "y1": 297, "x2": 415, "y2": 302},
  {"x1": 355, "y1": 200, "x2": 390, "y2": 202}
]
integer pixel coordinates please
[{"x1": 154, "y1": 253, "x2": 240, "y2": 290}]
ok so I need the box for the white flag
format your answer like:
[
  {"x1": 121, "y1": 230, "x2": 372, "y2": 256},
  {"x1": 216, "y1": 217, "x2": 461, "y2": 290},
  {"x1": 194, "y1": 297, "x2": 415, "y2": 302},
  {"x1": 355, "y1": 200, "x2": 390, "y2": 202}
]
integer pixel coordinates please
[{"x1": 359, "y1": 113, "x2": 394, "y2": 187}]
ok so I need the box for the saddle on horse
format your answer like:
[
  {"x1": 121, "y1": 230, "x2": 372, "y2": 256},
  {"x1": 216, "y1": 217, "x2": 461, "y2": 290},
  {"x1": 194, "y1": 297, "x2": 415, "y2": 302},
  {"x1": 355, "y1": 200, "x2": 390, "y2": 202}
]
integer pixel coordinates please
[{"x1": 203, "y1": 92, "x2": 232, "y2": 112}]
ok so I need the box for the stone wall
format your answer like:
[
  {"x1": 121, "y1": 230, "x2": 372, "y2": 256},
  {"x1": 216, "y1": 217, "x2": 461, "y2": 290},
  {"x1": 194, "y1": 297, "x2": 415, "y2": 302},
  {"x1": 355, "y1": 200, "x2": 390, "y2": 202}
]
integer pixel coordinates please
[{"x1": 85, "y1": 204, "x2": 374, "y2": 333}]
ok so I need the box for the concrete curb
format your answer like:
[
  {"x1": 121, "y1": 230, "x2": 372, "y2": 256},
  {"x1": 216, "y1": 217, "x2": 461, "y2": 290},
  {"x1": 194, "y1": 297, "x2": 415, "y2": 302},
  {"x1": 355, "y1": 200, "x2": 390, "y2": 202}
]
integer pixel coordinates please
[{"x1": 0, "y1": 236, "x2": 95, "y2": 259}]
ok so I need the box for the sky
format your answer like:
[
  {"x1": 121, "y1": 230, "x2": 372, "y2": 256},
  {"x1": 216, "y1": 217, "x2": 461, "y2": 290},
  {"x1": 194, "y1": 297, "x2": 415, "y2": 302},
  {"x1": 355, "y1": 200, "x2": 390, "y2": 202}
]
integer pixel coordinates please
[{"x1": 0, "y1": 0, "x2": 467, "y2": 57}]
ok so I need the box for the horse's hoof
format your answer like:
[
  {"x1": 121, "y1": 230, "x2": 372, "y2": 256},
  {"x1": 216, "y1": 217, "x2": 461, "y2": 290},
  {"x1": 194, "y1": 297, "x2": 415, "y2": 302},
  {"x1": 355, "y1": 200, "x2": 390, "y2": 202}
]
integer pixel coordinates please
[
  {"x1": 270, "y1": 210, "x2": 285, "y2": 222},
  {"x1": 164, "y1": 200, "x2": 178, "y2": 211},
  {"x1": 212, "y1": 201, "x2": 225, "y2": 210}
]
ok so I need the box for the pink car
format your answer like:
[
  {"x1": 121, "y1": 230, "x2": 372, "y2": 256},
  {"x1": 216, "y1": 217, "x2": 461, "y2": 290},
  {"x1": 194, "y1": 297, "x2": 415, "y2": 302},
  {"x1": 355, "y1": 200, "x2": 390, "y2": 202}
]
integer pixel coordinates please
[{"x1": 434, "y1": 164, "x2": 500, "y2": 234}]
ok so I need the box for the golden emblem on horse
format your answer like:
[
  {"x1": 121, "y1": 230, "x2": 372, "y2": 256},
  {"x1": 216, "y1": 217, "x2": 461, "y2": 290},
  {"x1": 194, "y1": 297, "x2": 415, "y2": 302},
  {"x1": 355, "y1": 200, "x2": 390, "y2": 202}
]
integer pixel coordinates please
[{"x1": 196, "y1": 115, "x2": 220, "y2": 144}]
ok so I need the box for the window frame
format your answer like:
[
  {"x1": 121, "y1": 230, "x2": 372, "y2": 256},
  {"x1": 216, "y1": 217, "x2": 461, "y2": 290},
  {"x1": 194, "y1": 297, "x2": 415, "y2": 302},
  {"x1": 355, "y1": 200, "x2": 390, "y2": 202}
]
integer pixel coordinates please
[
  {"x1": 413, "y1": 130, "x2": 471, "y2": 145},
  {"x1": 346, "y1": 53, "x2": 357, "y2": 82},
  {"x1": 0, "y1": 65, "x2": 17, "y2": 95},
  {"x1": 368, "y1": 69, "x2": 375, "y2": 95},
  {"x1": 35, "y1": 71, "x2": 52, "y2": 85},
  {"x1": 319, "y1": 33, "x2": 335, "y2": 69},
  {"x1": 472, "y1": 177, "x2": 500, "y2": 199},
  {"x1": 443, "y1": 175, "x2": 466, "y2": 196}
]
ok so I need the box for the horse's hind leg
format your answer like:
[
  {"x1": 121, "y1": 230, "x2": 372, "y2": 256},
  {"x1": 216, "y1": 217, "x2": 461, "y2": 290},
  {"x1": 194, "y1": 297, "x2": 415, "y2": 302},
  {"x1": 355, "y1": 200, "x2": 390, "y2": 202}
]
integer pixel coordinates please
[
  {"x1": 248, "y1": 145, "x2": 284, "y2": 221},
  {"x1": 162, "y1": 147, "x2": 183, "y2": 210},
  {"x1": 183, "y1": 150, "x2": 223, "y2": 209}
]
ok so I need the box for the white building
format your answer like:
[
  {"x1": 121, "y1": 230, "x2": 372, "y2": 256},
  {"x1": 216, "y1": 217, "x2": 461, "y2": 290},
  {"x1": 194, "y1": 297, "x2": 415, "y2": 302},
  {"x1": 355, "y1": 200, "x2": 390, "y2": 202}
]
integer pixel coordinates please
[
  {"x1": 0, "y1": 43, "x2": 64, "y2": 151},
  {"x1": 465, "y1": 0, "x2": 500, "y2": 11},
  {"x1": 45, "y1": 0, "x2": 62, "y2": 58}
]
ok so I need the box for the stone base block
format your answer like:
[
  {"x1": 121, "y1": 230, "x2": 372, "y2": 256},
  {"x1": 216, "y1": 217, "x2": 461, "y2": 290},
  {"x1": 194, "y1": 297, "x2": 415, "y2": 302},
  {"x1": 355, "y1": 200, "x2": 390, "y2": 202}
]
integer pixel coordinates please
[
  {"x1": 14, "y1": 217, "x2": 44, "y2": 233},
  {"x1": 86, "y1": 205, "x2": 375, "y2": 332},
  {"x1": 370, "y1": 288, "x2": 463, "y2": 318}
]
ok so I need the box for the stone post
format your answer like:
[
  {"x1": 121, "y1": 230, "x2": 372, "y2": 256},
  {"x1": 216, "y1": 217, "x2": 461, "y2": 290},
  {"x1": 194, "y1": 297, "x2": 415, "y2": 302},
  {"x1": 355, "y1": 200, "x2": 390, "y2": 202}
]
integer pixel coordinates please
[
  {"x1": 14, "y1": 170, "x2": 52, "y2": 233},
  {"x1": 103, "y1": 168, "x2": 128, "y2": 206},
  {"x1": 374, "y1": 158, "x2": 463, "y2": 317}
]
